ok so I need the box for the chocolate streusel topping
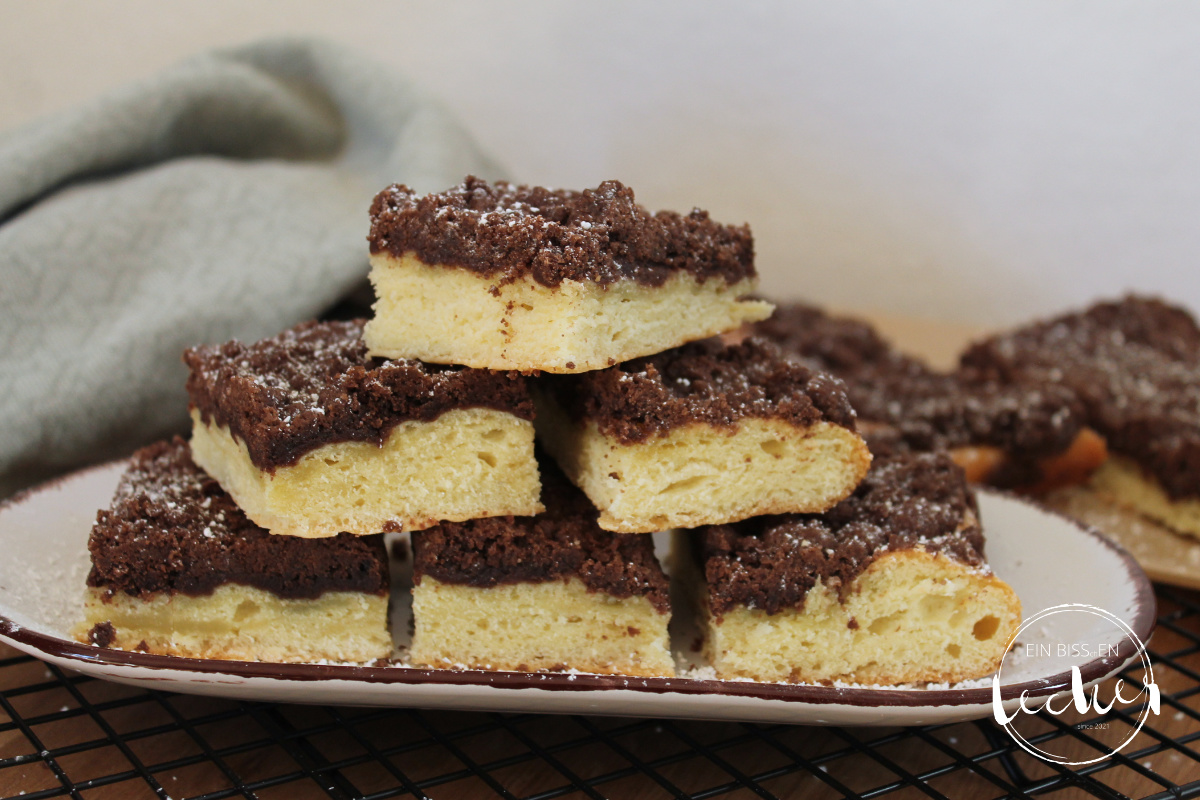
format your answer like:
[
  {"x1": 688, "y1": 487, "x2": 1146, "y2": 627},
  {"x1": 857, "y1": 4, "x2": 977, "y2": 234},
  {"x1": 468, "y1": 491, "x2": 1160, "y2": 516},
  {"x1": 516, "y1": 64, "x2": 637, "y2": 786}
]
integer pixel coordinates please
[
  {"x1": 541, "y1": 336, "x2": 857, "y2": 444},
  {"x1": 411, "y1": 467, "x2": 669, "y2": 612},
  {"x1": 1073, "y1": 295, "x2": 1200, "y2": 363},
  {"x1": 185, "y1": 319, "x2": 533, "y2": 471},
  {"x1": 87, "y1": 439, "x2": 389, "y2": 599},
  {"x1": 696, "y1": 452, "x2": 985, "y2": 618},
  {"x1": 962, "y1": 295, "x2": 1200, "y2": 499},
  {"x1": 368, "y1": 176, "x2": 756, "y2": 288},
  {"x1": 752, "y1": 303, "x2": 1083, "y2": 464},
  {"x1": 87, "y1": 621, "x2": 116, "y2": 648}
]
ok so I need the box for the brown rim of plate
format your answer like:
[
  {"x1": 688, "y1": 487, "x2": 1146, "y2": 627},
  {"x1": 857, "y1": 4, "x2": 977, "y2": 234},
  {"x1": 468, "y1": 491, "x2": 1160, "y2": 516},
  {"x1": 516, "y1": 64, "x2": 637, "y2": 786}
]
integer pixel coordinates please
[{"x1": 0, "y1": 461, "x2": 1157, "y2": 710}]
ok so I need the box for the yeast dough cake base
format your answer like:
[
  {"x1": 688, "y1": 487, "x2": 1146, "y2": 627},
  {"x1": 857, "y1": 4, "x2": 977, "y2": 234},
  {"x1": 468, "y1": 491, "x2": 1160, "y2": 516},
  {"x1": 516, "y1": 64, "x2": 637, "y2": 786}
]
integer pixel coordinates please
[
  {"x1": 537, "y1": 395, "x2": 870, "y2": 533},
  {"x1": 366, "y1": 253, "x2": 771, "y2": 373},
  {"x1": 677, "y1": 543, "x2": 1019, "y2": 685},
  {"x1": 1091, "y1": 455, "x2": 1200, "y2": 541},
  {"x1": 190, "y1": 407, "x2": 542, "y2": 537},
  {"x1": 81, "y1": 585, "x2": 392, "y2": 663},
  {"x1": 411, "y1": 577, "x2": 672, "y2": 677}
]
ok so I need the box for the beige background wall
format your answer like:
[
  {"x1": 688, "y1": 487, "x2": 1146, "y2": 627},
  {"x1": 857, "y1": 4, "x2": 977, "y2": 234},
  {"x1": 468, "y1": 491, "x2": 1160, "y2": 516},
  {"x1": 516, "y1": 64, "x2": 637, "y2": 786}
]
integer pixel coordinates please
[{"x1": 3, "y1": 1, "x2": 1198, "y2": 325}]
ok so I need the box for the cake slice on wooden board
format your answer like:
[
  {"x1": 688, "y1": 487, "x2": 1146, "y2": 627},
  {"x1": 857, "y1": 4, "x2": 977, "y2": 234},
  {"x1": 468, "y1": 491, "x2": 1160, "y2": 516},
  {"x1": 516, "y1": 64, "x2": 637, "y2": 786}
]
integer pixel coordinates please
[
  {"x1": 674, "y1": 452, "x2": 1021, "y2": 685},
  {"x1": 78, "y1": 438, "x2": 393, "y2": 663},
  {"x1": 534, "y1": 336, "x2": 871, "y2": 533},
  {"x1": 365, "y1": 177, "x2": 773, "y2": 373},
  {"x1": 185, "y1": 319, "x2": 542, "y2": 538},
  {"x1": 963, "y1": 295, "x2": 1200, "y2": 540},
  {"x1": 409, "y1": 466, "x2": 673, "y2": 677}
]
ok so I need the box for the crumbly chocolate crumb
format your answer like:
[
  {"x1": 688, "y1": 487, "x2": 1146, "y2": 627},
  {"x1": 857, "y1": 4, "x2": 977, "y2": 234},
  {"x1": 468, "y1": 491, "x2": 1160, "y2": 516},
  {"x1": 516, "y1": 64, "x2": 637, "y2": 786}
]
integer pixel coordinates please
[
  {"x1": 87, "y1": 621, "x2": 116, "y2": 648},
  {"x1": 542, "y1": 336, "x2": 856, "y2": 444},
  {"x1": 1072, "y1": 295, "x2": 1200, "y2": 362},
  {"x1": 185, "y1": 319, "x2": 532, "y2": 471},
  {"x1": 411, "y1": 467, "x2": 669, "y2": 612},
  {"x1": 752, "y1": 303, "x2": 1083, "y2": 466},
  {"x1": 696, "y1": 452, "x2": 984, "y2": 617},
  {"x1": 87, "y1": 439, "x2": 389, "y2": 599},
  {"x1": 368, "y1": 176, "x2": 756, "y2": 288},
  {"x1": 963, "y1": 295, "x2": 1200, "y2": 499}
]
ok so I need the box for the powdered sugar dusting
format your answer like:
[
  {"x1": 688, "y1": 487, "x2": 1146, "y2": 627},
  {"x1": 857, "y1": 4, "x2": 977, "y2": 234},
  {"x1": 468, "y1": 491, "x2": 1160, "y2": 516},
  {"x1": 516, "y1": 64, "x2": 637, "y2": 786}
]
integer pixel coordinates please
[
  {"x1": 183, "y1": 320, "x2": 532, "y2": 469},
  {"x1": 368, "y1": 176, "x2": 756, "y2": 288}
]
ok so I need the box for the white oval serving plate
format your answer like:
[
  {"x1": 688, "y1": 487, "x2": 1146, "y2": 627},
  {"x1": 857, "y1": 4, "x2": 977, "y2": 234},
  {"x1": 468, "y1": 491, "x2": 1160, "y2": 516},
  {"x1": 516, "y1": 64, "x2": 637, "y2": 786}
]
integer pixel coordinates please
[{"x1": 0, "y1": 460, "x2": 1155, "y2": 726}]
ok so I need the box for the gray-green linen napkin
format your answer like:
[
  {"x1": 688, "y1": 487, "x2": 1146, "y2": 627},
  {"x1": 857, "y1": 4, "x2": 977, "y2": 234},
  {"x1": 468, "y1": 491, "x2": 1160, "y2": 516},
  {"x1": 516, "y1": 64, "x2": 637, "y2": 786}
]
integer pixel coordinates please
[{"x1": 0, "y1": 38, "x2": 505, "y2": 498}]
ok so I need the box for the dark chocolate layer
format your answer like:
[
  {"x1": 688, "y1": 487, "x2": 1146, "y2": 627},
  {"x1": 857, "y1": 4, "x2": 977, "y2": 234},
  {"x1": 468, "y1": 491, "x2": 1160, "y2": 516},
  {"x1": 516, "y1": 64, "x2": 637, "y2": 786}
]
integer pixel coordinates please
[
  {"x1": 87, "y1": 621, "x2": 116, "y2": 647},
  {"x1": 541, "y1": 336, "x2": 857, "y2": 445},
  {"x1": 185, "y1": 319, "x2": 533, "y2": 471},
  {"x1": 87, "y1": 439, "x2": 389, "y2": 600},
  {"x1": 368, "y1": 176, "x2": 756, "y2": 288},
  {"x1": 962, "y1": 295, "x2": 1200, "y2": 499},
  {"x1": 696, "y1": 452, "x2": 985, "y2": 617},
  {"x1": 411, "y1": 466, "x2": 670, "y2": 612},
  {"x1": 752, "y1": 303, "x2": 1083, "y2": 467}
]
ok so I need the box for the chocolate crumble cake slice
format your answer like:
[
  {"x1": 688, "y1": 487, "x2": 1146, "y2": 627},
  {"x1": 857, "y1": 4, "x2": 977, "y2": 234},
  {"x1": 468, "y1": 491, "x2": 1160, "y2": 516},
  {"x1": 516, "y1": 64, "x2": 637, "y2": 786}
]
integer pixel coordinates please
[
  {"x1": 533, "y1": 336, "x2": 871, "y2": 533},
  {"x1": 364, "y1": 177, "x2": 773, "y2": 373},
  {"x1": 751, "y1": 302, "x2": 1105, "y2": 491},
  {"x1": 185, "y1": 319, "x2": 542, "y2": 538},
  {"x1": 409, "y1": 466, "x2": 673, "y2": 677},
  {"x1": 674, "y1": 452, "x2": 1020, "y2": 684},
  {"x1": 77, "y1": 438, "x2": 392, "y2": 662},
  {"x1": 963, "y1": 294, "x2": 1200, "y2": 539}
]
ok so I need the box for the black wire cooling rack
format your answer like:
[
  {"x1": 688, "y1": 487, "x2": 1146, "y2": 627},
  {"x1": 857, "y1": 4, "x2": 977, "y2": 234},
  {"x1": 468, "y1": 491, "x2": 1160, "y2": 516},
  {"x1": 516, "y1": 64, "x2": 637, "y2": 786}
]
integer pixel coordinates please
[{"x1": 2, "y1": 585, "x2": 1198, "y2": 800}]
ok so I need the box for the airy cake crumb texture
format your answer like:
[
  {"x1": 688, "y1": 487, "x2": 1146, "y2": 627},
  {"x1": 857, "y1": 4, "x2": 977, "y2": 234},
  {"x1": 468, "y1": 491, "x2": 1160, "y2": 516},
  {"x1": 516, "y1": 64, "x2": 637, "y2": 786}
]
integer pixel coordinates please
[
  {"x1": 189, "y1": 407, "x2": 543, "y2": 537},
  {"x1": 535, "y1": 391, "x2": 870, "y2": 532},
  {"x1": 673, "y1": 542, "x2": 1020, "y2": 685},
  {"x1": 364, "y1": 253, "x2": 772, "y2": 372},
  {"x1": 77, "y1": 584, "x2": 392, "y2": 663},
  {"x1": 410, "y1": 577, "x2": 673, "y2": 677},
  {"x1": 1091, "y1": 455, "x2": 1200, "y2": 540}
]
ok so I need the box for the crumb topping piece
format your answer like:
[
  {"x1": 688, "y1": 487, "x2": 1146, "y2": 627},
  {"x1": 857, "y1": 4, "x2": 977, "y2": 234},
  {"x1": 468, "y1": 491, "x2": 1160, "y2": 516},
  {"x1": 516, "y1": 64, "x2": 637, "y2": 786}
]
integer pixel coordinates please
[
  {"x1": 368, "y1": 176, "x2": 756, "y2": 288},
  {"x1": 963, "y1": 295, "x2": 1200, "y2": 499},
  {"x1": 753, "y1": 303, "x2": 1084, "y2": 465},
  {"x1": 412, "y1": 467, "x2": 669, "y2": 612},
  {"x1": 543, "y1": 336, "x2": 857, "y2": 444},
  {"x1": 87, "y1": 439, "x2": 389, "y2": 599}
]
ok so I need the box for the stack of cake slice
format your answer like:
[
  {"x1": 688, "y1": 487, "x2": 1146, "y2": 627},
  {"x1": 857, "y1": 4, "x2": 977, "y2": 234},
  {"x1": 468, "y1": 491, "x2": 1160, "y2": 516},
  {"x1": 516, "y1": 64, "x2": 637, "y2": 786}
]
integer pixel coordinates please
[
  {"x1": 80, "y1": 316, "x2": 543, "y2": 663},
  {"x1": 79, "y1": 176, "x2": 1021, "y2": 686}
]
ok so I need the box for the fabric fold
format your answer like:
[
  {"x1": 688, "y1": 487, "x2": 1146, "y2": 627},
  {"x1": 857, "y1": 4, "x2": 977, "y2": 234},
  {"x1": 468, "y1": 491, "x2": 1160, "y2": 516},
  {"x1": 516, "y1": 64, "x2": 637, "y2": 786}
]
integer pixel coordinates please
[{"x1": 0, "y1": 37, "x2": 506, "y2": 497}]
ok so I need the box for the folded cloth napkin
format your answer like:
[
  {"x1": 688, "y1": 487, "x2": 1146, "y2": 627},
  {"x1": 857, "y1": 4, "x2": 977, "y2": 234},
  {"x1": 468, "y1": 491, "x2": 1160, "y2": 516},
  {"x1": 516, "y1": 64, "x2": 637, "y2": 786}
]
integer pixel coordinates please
[{"x1": 0, "y1": 38, "x2": 505, "y2": 498}]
